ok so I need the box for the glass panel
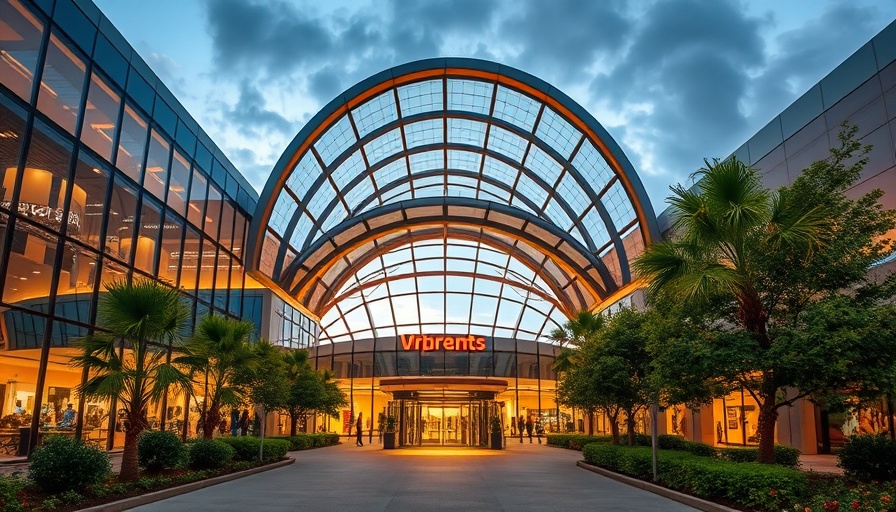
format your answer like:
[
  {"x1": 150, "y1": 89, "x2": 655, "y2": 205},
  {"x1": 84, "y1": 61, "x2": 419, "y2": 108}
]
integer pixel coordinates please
[
  {"x1": 72, "y1": 151, "x2": 110, "y2": 250},
  {"x1": 158, "y1": 213, "x2": 183, "y2": 286},
  {"x1": 55, "y1": 245, "x2": 97, "y2": 325},
  {"x1": 446, "y1": 79, "x2": 492, "y2": 114},
  {"x1": 0, "y1": 94, "x2": 28, "y2": 204},
  {"x1": 167, "y1": 150, "x2": 190, "y2": 217},
  {"x1": 116, "y1": 104, "x2": 148, "y2": 184},
  {"x1": 0, "y1": 0, "x2": 44, "y2": 101},
  {"x1": 198, "y1": 237, "x2": 216, "y2": 303},
  {"x1": 180, "y1": 226, "x2": 201, "y2": 294},
  {"x1": 37, "y1": 33, "x2": 86, "y2": 135},
  {"x1": 132, "y1": 196, "x2": 161, "y2": 275},
  {"x1": 80, "y1": 72, "x2": 120, "y2": 162},
  {"x1": 534, "y1": 107, "x2": 581, "y2": 160},
  {"x1": 351, "y1": 90, "x2": 398, "y2": 138},
  {"x1": 143, "y1": 129, "x2": 170, "y2": 200},
  {"x1": 104, "y1": 176, "x2": 138, "y2": 264},
  {"x1": 494, "y1": 85, "x2": 541, "y2": 132},
  {"x1": 187, "y1": 168, "x2": 206, "y2": 228},
  {"x1": 204, "y1": 184, "x2": 221, "y2": 238},
  {"x1": 397, "y1": 80, "x2": 442, "y2": 116}
]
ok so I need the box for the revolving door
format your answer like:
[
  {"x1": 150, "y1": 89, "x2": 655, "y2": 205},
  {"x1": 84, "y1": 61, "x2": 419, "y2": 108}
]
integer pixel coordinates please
[{"x1": 387, "y1": 392, "x2": 503, "y2": 447}]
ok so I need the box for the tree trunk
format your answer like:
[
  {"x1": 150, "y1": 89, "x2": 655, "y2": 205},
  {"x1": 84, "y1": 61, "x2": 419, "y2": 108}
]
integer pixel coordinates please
[
  {"x1": 608, "y1": 412, "x2": 620, "y2": 445},
  {"x1": 756, "y1": 384, "x2": 779, "y2": 464},
  {"x1": 119, "y1": 408, "x2": 147, "y2": 481},
  {"x1": 290, "y1": 413, "x2": 298, "y2": 436},
  {"x1": 626, "y1": 411, "x2": 636, "y2": 446},
  {"x1": 586, "y1": 409, "x2": 594, "y2": 436},
  {"x1": 203, "y1": 404, "x2": 221, "y2": 440}
]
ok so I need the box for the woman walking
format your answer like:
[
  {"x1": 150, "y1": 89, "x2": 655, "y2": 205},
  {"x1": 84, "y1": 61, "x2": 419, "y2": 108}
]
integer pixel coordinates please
[{"x1": 356, "y1": 412, "x2": 364, "y2": 446}]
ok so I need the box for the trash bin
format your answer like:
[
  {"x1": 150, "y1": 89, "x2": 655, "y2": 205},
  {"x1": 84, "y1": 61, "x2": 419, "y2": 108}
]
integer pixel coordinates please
[{"x1": 17, "y1": 427, "x2": 30, "y2": 457}]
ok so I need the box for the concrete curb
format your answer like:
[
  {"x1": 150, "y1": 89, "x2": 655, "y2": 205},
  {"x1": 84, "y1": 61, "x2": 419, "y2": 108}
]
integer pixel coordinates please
[
  {"x1": 576, "y1": 461, "x2": 740, "y2": 512},
  {"x1": 78, "y1": 458, "x2": 296, "y2": 512}
]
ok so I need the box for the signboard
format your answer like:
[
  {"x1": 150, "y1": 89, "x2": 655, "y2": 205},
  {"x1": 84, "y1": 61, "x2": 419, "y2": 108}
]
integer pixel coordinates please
[{"x1": 400, "y1": 334, "x2": 486, "y2": 352}]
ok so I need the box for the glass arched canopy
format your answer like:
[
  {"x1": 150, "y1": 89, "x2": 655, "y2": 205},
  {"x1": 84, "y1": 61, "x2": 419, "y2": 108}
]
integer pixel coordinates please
[{"x1": 248, "y1": 58, "x2": 659, "y2": 343}]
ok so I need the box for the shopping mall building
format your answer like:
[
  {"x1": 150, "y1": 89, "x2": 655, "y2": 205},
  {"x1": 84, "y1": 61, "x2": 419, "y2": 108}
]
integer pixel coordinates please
[{"x1": 0, "y1": 0, "x2": 894, "y2": 455}]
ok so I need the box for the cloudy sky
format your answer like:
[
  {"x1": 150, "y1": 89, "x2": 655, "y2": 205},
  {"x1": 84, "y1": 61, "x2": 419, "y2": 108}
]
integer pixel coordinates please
[{"x1": 94, "y1": 0, "x2": 894, "y2": 211}]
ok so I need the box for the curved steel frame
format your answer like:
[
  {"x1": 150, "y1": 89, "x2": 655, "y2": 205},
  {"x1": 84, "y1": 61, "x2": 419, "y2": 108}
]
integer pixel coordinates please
[{"x1": 248, "y1": 58, "x2": 660, "y2": 319}]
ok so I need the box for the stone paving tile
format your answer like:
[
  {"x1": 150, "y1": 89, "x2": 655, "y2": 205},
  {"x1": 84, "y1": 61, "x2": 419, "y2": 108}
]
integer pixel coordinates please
[{"x1": 130, "y1": 441, "x2": 700, "y2": 512}]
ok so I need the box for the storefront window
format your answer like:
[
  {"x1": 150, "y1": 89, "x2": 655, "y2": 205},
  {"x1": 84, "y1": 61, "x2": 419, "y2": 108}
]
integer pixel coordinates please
[
  {"x1": 214, "y1": 253, "x2": 230, "y2": 311},
  {"x1": 0, "y1": 93, "x2": 27, "y2": 205},
  {"x1": 80, "y1": 72, "x2": 120, "y2": 162},
  {"x1": 37, "y1": 33, "x2": 86, "y2": 136},
  {"x1": 198, "y1": 237, "x2": 216, "y2": 297},
  {"x1": 0, "y1": 0, "x2": 44, "y2": 102},
  {"x1": 54, "y1": 245, "x2": 97, "y2": 325},
  {"x1": 204, "y1": 184, "x2": 221, "y2": 239}
]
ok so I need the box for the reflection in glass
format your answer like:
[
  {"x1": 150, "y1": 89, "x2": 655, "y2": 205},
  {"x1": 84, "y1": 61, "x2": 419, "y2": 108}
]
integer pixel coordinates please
[
  {"x1": 80, "y1": 72, "x2": 120, "y2": 162},
  {"x1": 0, "y1": 0, "x2": 44, "y2": 102},
  {"x1": 37, "y1": 33, "x2": 86, "y2": 136},
  {"x1": 116, "y1": 104, "x2": 148, "y2": 184}
]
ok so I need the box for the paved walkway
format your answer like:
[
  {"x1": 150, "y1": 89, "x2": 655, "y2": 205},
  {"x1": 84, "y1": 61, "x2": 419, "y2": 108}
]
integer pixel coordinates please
[{"x1": 131, "y1": 440, "x2": 699, "y2": 512}]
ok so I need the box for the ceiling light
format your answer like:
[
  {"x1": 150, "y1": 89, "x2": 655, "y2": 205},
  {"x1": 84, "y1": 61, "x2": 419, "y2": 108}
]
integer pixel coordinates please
[{"x1": 32, "y1": 270, "x2": 40, "y2": 274}]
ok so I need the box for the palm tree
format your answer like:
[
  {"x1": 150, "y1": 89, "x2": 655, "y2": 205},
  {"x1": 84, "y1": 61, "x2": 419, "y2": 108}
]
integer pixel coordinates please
[
  {"x1": 634, "y1": 157, "x2": 826, "y2": 462},
  {"x1": 72, "y1": 279, "x2": 191, "y2": 481},
  {"x1": 178, "y1": 315, "x2": 256, "y2": 439}
]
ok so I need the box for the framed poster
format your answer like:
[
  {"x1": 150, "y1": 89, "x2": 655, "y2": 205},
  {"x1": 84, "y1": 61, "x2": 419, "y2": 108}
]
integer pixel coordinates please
[{"x1": 726, "y1": 407, "x2": 739, "y2": 430}]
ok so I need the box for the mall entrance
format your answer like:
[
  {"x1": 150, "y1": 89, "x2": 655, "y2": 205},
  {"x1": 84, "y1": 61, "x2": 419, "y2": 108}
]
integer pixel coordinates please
[{"x1": 381, "y1": 378, "x2": 507, "y2": 448}]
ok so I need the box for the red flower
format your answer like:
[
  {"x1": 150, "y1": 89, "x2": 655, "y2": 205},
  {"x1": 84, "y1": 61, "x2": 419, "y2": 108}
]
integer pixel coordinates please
[
  {"x1": 769, "y1": 489, "x2": 778, "y2": 496},
  {"x1": 882, "y1": 496, "x2": 891, "y2": 503},
  {"x1": 851, "y1": 501, "x2": 859, "y2": 510}
]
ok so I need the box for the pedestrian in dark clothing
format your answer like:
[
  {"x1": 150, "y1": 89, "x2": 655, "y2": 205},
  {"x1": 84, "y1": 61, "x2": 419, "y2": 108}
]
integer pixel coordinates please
[
  {"x1": 518, "y1": 416, "x2": 525, "y2": 443},
  {"x1": 230, "y1": 409, "x2": 240, "y2": 436},
  {"x1": 239, "y1": 409, "x2": 250, "y2": 436},
  {"x1": 525, "y1": 416, "x2": 534, "y2": 443},
  {"x1": 356, "y1": 412, "x2": 364, "y2": 446}
]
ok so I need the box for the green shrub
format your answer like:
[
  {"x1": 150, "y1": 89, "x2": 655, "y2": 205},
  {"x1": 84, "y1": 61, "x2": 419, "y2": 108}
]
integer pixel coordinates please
[
  {"x1": 218, "y1": 437, "x2": 290, "y2": 462},
  {"x1": 546, "y1": 434, "x2": 611, "y2": 450},
  {"x1": 138, "y1": 430, "x2": 185, "y2": 471},
  {"x1": 582, "y1": 444, "x2": 809, "y2": 510},
  {"x1": 187, "y1": 439, "x2": 234, "y2": 470},
  {"x1": 717, "y1": 445, "x2": 801, "y2": 467},
  {"x1": 0, "y1": 475, "x2": 25, "y2": 512},
  {"x1": 269, "y1": 434, "x2": 340, "y2": 451},
  {"x1": 838, "y1": 435, "x2": 896, "y2": 481},
  {"x1": 582, "y1": 443, "x2": 624, "y2": 470},
  {"x1": 657, "y1": 435, "x2": 717, "y2": 457},
  {"x1": 28, "y1": 436, "x2": 111, "y2": 493}
]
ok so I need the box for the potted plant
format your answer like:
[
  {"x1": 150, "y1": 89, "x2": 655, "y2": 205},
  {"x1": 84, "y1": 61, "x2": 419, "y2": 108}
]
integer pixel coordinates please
[
  {"x1": 490, "y1": 416, "x2": 503, "y2": 450},
  {"x1": 383, "y1": 415, "x2": 397, "y2": 449}
]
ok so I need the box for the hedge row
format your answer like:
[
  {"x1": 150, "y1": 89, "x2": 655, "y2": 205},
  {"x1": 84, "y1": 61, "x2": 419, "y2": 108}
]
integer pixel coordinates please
[
  {"x1": 657, "y1": 434, "x2": 801, "y2": 467},
  {"x1": 268, "y1": 433, "x2": 340, "y2": 451},
  {"x1": 217, "y1": 437, "x2": 290, "y2": 462},
  {"x1": 583, "y1": 444, "x2": 809, "y2": 510},
  {"x1": 545, "y1": 434, "x2": 612, "y2": 450}
]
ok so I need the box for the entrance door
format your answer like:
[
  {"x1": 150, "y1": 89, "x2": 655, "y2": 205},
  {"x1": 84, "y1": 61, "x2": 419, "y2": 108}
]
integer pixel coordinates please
[
  {"x1": 388, "y1": 399, "x2": 492, "y2": 447},
  {"x1": 420, "y1": 405, "x2": 467, "y2": 445}
]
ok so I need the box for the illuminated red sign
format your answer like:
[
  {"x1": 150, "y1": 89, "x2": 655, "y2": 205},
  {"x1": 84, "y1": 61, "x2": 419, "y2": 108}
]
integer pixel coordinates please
[{"x1": 400, "y1": 334, "x2": 486, "y2": 352}]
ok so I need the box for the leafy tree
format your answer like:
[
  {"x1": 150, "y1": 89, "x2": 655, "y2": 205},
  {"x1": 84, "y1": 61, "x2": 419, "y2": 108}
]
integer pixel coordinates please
[
  {"x1": 72, "y1": 279, "x2": 191, "y2": 481},
  {"x1": 232, "y1": 339, "x2": 289, "y2": 422},
  {"x1": 556, "y1": 308, "x2": 653, "y2": 445},
  {"x1": 178, "y1": 315, "x2": 257, "y2": 439},
  {"x1": 279, "y1": 350, "x2": 346, "y2": 435},
  {"x1": 635, "y1": 125, "x2": 896, "y2": 463}
]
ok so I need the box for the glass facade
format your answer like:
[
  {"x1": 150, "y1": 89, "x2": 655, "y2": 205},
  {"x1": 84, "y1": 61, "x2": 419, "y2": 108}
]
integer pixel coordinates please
[
  {"x1": 249, "y1": 60, "x2": 659, "y2": 345},
  {"x1": 0, "y1": 0, "x2": 260, "y2": 455}
]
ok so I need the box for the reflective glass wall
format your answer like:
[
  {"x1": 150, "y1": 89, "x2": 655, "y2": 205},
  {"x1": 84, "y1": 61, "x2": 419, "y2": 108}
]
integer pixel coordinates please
[{"x1": 0, "y1": 0, "x2": 257, "y2": 455}]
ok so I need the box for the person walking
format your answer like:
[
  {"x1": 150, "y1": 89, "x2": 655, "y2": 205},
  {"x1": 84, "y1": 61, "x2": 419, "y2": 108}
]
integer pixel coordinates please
[
  {"x1": 230, "y1": 409, "x2": 240, "y2": 436},
  {"x1": 525, "y1": 416, "x2": 534, "y2": 444},
  {"x1": 518, "y1": 416, "x2": 525, "y2": 443},
  {"x1": 239, "y1": 409, "x2": 250, "y2": 436},
  {"x1": 356, "y1": 412, "x2": 364, "y2": 446}
]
